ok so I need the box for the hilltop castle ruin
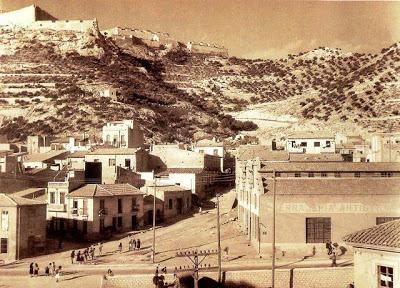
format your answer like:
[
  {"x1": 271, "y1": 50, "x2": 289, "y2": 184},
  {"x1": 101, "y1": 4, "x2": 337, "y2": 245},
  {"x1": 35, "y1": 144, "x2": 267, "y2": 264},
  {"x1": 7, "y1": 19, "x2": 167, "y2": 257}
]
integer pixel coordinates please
[
  {"x1": 0, "y1": 5, "x2": 228, "y2": 56},
  {"x1": 0, "y1": 5, "x2": 98, "y2": 32}
]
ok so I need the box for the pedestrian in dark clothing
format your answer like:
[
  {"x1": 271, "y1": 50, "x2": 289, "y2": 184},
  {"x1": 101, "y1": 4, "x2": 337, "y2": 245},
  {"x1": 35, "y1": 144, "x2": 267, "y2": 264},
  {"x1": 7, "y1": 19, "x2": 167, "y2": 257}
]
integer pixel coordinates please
[
  {"x1": 133, "y1": 239, "x2": 137, "y2": 250},
  {"x1": 137, "y1": 239, "x2": 141, "y2": 250},
  {"x1": 45, "y1": 265, "x2": 50, "y2": 276},
  {"x1": 326, "y1": 240, "x2": 333, "y2": 255},
  {"x1": 29, "y1": 263, "x2": 34, "y2": 277},
  {"x1": 118, "y1": 242, "x2": 122, "y2": 253},
  {"x1": 331, "y1": 250, "x2": 337, "y2": 267},
  {"x1": 71, "y1": 250, "x2": 75, "y2": 264}
]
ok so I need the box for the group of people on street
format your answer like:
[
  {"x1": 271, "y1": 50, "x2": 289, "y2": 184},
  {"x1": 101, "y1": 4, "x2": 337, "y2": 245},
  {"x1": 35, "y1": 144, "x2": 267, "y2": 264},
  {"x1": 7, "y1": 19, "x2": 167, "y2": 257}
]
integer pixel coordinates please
[
  {"x1": 325, "y1": 240, "x2": 338, "y2": 266},
  {"x1": 29, "y1": 262, "x2": 62, "y2": 282},
  {"x1": 29, "y1": 263, "x2": 39, "y2": 277},
  {"x1": 128, "y1": 237, "x2": 141, "y2": 251},
  {"x1": 71, "y1": 244, "x2": 99, "y2": 264}
]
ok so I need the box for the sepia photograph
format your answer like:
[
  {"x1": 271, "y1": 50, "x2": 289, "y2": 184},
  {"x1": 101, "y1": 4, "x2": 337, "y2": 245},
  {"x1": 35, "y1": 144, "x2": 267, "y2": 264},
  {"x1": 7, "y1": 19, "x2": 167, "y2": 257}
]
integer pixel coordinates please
[{"x1": 0, "y1": 0, "x2": 399, "y2": 287}]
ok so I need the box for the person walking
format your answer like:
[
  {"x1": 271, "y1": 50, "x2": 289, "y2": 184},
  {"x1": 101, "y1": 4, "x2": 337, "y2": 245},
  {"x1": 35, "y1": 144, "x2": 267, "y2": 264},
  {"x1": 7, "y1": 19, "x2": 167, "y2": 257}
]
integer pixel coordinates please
[
  {"x1": 70, "y1": 250, "x2": 75, "y2": 264},
  {"x1": 55, "y1": 266, "x2": 62, "y2": 283},
  {"x1": 29, "y1": 263, "x2": 34, "y2": 277},
  {"x1": 137, "y1": 239, "x2": 141, "y2": 250},
  {"x1": 118, "y1": 242, "x2": 122, "y2": 253},
  {"x1": 133, "y1": 239, "x2": 137, "y2": 251},
  {"x1": 326, "y1": 240, "x2": 333, "y2": 255},
  {"x1": 91, "y1": 246, "x2": 95, "y2": 260},
  {"x1": 99, "y1": 242, "x2": 103, "y2": 256},
  {"x1": 52, "y1": 262, "x2": 56, "y2": 276},
  {"x1": 45, "y1": 264, "x2": 50, "y2": 276},
  {"x1": 34, "y1": 263, "x2": 39, "y2": 277}
]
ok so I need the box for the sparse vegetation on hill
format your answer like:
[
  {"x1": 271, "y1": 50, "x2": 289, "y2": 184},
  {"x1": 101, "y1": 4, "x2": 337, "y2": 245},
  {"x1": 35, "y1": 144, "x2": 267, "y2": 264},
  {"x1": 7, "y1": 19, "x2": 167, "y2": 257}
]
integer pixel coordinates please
[{"x1": 0, "y1": 23, "x2": 398, "y2": 142}]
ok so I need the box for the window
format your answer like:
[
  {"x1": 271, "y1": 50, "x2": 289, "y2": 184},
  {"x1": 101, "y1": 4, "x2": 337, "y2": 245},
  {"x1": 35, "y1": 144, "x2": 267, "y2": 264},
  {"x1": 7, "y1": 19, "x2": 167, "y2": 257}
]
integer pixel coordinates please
[
  {"x1": 334, "y1": 172, "x2": 341, "y2": 178},
  {"x1": 300, "y1": 142, "x2": 307, "y2": 147},
  {"x1": 314, "y1": 142, "x2": 320, "y2": 147},
  {"x1": 378, "y1": 266, "x2": 393, "y2": 288},
  {"x1": 326, "y1": 141, "x2": 331, "y2": 148},
  {"x1": 290, "y1": 141, "x2": 296, "y2": 148},
  {"x1": 121, "y1": 135, "x2": 126, "y2": 145},
  {"x1": 109, "y1": 158, "x2": 116, "y2": 166},
  {"x1": 275, "y1": 172, "x2": 281, "y2": 177},
  {"x1": 0, "y1": 238, "x2": 7, "y2": 253},
  {"x1": 354, "y1": 172, "x2": 361, "y2": 178},
  {"x1": 306, "y1": 217, "x2": 331, "y2": 243},
  {"x1": 118, "y1": 199, "x2": 122, "y2": 213},
  {"x1": 1, "y1": 211, "x2": 8, "y2": 231},
  {"x1": 100, "y1": 199, "x2": 105, "y2": 210},
  {"x1": 60, "y1": 192, "x2": 65, "y2": 204},
  {"x1": 295, "y1": 173, "x2": 301, "y2": 178},
  {"x1": 376, "y1": 217, "x2": 400, "y2": 225},
  {"x1": 106, "y1": 135, "x2": 110, "y2": 144},
  {"x1": 321, "y1": 173, "x2": 327, "y2": 177},
  {"x1": 50, "y1": 192, "x2": 55, "y2": 204},
  {"x1": 117, "y1": 216, "x2": 122, "y2": 227},
  {"x1": 213, "y1": 149, "x2": 219, "y2": 156},
  {"x1": 169, "y1": 199, "x2": 173, "y2": 210},
  {"x1": 199, "y1": 149, "x2": 204, "y2": 153},
  {"x1": 308, "y1": 172, "x2": 314, "y2": 177}
]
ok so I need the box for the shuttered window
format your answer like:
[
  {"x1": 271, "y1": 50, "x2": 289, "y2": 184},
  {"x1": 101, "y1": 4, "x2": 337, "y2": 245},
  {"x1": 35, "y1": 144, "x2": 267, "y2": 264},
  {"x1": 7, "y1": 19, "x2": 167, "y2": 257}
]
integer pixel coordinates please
[{"x1": 306, "y1": 217, "x2": 331, "y2": 243}]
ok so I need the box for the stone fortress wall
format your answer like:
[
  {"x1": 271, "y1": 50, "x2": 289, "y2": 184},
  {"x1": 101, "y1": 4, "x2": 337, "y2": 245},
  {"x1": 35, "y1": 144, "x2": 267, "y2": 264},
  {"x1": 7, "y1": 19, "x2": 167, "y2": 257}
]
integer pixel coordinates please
[
  {"x1": 0, "y1": 5, "x2": 97, "y2": 32},
  {"x1": 102, "y1": 26, "x2": 228, "y2": 56}
]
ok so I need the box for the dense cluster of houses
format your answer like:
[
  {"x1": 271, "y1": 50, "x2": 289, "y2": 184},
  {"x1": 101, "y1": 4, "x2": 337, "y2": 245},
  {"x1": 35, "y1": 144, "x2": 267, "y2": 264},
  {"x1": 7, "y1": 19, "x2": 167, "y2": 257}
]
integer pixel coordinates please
[
  {"x1": 0, "y1": 120, "x2": 233, "y2": 261},
  {"x1": 1, "y1": 126, "x2": 399, "y2": 287}
]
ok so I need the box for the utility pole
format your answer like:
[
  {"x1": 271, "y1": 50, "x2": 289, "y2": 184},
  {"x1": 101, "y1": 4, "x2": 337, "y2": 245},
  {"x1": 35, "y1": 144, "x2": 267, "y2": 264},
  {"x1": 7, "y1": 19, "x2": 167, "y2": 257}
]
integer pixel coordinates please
[
  {"x1": 175, "y1": 250, "x2": 219, "y2": 288},
  {"x1": 271, "y1": 170, "x2": 276, "y2": 288},
  {"x1": 216, "y1": 193, "x2": 222, "y2": 283},
  {"x1": 152, "y1": 176, "x2": 159, "y2": 263}
]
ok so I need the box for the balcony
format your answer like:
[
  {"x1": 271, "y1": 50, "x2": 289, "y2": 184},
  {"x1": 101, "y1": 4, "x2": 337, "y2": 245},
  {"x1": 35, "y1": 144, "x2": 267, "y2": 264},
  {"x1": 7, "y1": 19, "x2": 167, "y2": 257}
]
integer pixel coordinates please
[
  {"x1": 48, "y1": 204, "x2": 66, "y2": 212},
  {"x1": 71, "y1": 208, "x2": 88, "y2": 217},
  {"x1": 71, "y1": 208, "x2": 78, "y2": 215}
]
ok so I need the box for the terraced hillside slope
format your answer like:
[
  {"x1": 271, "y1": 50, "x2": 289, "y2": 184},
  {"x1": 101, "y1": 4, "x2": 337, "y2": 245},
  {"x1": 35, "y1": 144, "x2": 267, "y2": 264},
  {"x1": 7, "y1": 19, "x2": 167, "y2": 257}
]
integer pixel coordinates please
[
  {"x1": 0, "y1": 25, "x2": 256, "y2": 142},
  {"x1": 0, "y1": 22, "x2": 399, "y2": 143}
]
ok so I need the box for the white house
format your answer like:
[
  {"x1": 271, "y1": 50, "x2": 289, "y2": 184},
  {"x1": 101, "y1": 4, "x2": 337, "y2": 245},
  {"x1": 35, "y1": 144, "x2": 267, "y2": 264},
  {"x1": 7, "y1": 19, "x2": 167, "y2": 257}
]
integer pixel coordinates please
[
  {"x1": 102, "y1": 120, "x2": 144, "y2": 149},
  {"x1": 286, "y1": 132, "x2": 336, "y2": 154}
]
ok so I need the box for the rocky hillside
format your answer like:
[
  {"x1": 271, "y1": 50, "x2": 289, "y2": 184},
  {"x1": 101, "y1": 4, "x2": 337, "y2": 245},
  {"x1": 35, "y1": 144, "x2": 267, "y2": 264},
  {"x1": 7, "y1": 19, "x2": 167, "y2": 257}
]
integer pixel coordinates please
[
  {"x1": 0, "y1": 25, "x2": 256, "y2": 143},
  {"x1": 0, "y1": 23, "x2": 399, "y2": 144}
]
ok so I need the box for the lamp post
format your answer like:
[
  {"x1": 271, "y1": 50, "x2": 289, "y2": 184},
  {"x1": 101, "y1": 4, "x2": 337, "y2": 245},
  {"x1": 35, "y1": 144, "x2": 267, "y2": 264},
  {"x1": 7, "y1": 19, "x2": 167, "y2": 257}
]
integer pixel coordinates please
[
  {"x1": 216, "y1": 193, "x2": 222, "y2": 283},
  {"x1": 271, "y1": 170, "x2": 276, "y2": 288}
]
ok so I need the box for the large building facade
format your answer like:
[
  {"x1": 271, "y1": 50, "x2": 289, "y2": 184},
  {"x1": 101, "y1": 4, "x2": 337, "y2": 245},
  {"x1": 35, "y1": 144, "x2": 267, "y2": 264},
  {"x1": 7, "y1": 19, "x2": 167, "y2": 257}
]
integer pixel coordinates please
[
  {"x1": 238, "y1": 162, "x2": 400, "y2": 255},
  {"x1": 102, "y1": 120, "x2": 144, "y2": 149}
]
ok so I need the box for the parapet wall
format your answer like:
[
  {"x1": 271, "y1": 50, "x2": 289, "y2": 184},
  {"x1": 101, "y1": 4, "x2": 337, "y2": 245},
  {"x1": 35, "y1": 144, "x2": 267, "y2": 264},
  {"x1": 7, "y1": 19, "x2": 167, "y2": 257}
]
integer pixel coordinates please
[
  {"x1": 188, "y1": 42, "x2": 228, "y2": 57},
  {"x1": 28, "y1": 19, "x2": 98, "y2": 32},
  {"x1": 0, "y1": 5, "x2": 97, "y2": 32},
  {"x1": 102, "y1": 27, "x2": 170, "y2": 41},
  {"x1": 0, "y1": 5, "x2": 36, "y2": 26}
]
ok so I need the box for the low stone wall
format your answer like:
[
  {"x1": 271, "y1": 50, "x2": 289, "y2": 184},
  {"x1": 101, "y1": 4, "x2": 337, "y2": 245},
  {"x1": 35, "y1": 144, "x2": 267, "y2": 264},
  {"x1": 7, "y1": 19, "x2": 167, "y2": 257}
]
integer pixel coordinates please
[{"x1": 101, "y1": 266, "x2": 353, "y2": 288}]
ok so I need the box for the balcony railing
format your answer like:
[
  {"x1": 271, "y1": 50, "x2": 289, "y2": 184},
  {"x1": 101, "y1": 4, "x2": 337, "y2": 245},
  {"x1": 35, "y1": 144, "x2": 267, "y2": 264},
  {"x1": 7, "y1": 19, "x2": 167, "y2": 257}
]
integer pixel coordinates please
[{"x1": 71, "y1": 208, "x2": 88, "y2": 216}]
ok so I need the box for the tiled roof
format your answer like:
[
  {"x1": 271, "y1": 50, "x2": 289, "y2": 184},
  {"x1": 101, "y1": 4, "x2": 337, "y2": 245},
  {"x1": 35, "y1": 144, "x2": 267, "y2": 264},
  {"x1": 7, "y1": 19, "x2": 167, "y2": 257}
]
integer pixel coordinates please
[
  {"x1": 143, "y1": 194, "x2": 163, "y2": 205},
  {"x1": 25, "y1": 150, "x2": 70, "y2": 162},
  {"x1": 88, "y1": 148, "x2": 141, "y2": 155},
  {"x1": 67, "y1": 184, "x2": 143, "y2": 198},
  {"x1": 0, "y1": 193, "x2": 46, "y2": 206},
  {"x1": 260, "y1": 178, "x2": 400, "y2": 195},
  {"x1": 147, "y1": 184, "x2": 191, "y2": 192},
  {"x1": 288, "y1": 153, "x2": 344, "y2": 162},
  {"x1": 343, "y1": 220, "x2": 400, "y2": 250},
  {"x1": 260, "y1": 162, "x2": 400, "y2": 172},
  {"x1": 237, "y1": 145, "x2": 289, "y2": 161},
  {"x1": 69, "y1": 151, "x2": 88, "y2": 158},
  {"x1": 287, "y1": 132, "x2": 335, "y2": 139},
  {"x1": 11, "y1": 187, "x2": 45, "y2": 198}
]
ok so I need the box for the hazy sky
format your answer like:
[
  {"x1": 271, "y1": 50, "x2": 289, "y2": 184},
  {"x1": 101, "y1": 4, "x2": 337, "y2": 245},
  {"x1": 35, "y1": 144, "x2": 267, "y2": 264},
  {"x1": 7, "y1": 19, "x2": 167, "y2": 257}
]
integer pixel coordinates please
[{"x1": 1, "y1": 0, "x2": 399, "y2": 58}]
